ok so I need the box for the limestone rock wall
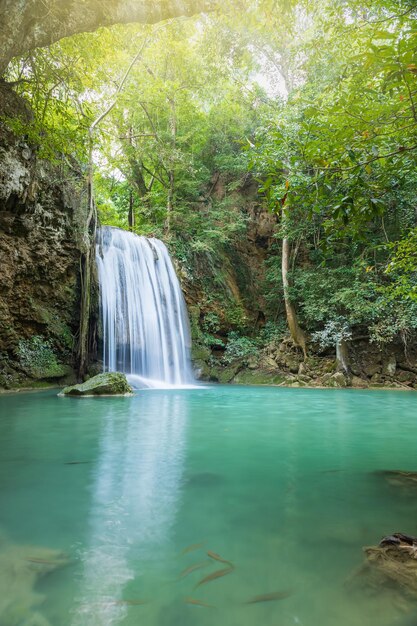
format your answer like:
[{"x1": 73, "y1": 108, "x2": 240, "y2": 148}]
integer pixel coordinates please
[{"x1": 0, "y1": 113, "x2": 87, "y2": 388}]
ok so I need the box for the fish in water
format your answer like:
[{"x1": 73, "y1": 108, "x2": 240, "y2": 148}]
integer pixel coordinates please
[
  {"x1": 179, "y1": 561, "x2": 210, "y2": 579},
  {"x1": 26, "y1": 557, "x2": 63, "y2": 565},
  {"x1": 207, "y1": 550, "x2": 233, "y2": 567},
  {"x1": 184, "y1": 597, "x2": 215, "y2": 608},
  {"x1": 64, "y1": 461, "x2": 90, "y2": 465},
  {"x1": 246, "y1": 590, "x2": 293, "y2": 604},
  {"x1": 181, "y1": 542, "x2": 204, "y2": 555},
  {"x1": 195, "y1": 566, "x2": 234, "y2": 588}
]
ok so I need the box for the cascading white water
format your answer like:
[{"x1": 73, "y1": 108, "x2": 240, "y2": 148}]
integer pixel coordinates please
[{"x1": 96, "y1": 226, "x2": 193, "y2": 387}]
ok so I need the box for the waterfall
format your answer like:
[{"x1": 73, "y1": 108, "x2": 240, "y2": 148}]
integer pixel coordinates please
[{"x1": 96, "y1": 226, "x2": 193, "y2": 388}]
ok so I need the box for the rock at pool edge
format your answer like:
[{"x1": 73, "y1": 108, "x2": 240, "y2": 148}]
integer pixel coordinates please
[{"x1": 58, "y1": 372, "x2": 133, "y2": 397}]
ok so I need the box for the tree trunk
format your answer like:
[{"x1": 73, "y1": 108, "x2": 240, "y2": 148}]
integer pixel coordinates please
[
  {"x1": 166, "y1": 97, "x2": 176, "y2": 233},
  {"x1": 0, "y1": 0, "x2": 215, "y2": 74},
  {"x1": 128, "y1": 188, "x2": 134, "y2": 231},
  {"x1": 281, "y1": 205, "x2": 307, "y2": 358},
  {"x1": 77, "y1": 133, "x2": 97, "y2": 379}
]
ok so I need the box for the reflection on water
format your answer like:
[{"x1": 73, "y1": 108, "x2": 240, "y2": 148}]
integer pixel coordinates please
[{"x1": 71, "y1": 394, "x2": 188, "y2": 626}]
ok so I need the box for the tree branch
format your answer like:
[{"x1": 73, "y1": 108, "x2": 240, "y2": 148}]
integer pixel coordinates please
[
  {"x1": 0, "y1": 0, "x2": 217, "y2": 74},
  {"x1": 329, "y1": 144, "x2": 417, "y2": 173}
]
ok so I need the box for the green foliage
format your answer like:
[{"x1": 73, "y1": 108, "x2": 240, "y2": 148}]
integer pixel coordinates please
[
  {"x1": 5, "y1": 0, "x2": 417, "y2": 356},
  {"x1": 258, "y1": 321, "x2": 288, "y2": 345},
  {"x1": 223, "y1": 331, "x2": 258, "y2": 365},
  {"x1": 247, "y1": 0, "x2": 417, "y2": 347},
  {"x1": 384, "y1": 228, "x2": 417, "y2": 301}
]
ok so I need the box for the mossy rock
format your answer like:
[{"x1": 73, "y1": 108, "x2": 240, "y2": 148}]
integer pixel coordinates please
[
  {"x1": 191, "y1": 343, "x2": 211, "y2": 362},
  {"x1": 216, "y1": 363, "x2": 242, "y2": 384},
  {"x1": 59, "y1": 372, "x2": 133, "y2": 397},
  {"x1": 232, "y1": 369, "x2": 285, "y2": 385},
  {"x1": 193, "y1": 359, "x2": 211, "y2": 380},
  {"x1": 32, "y1": 362, "x2": 73, "y2": 380}
]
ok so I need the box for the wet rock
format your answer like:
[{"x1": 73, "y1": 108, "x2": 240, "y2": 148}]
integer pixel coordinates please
[
  {"x1": 217, "y1": 364, "x2": 241, "y2": 384},
  {"x1": 297, "y1": 373, "x2": 311, "y2": 383},
  {"x1": 397, "y1": 370, "x2": 415, "y2": 385},
  {"x1": 364, "y1": 363, "x2": 381, "y2": 377},
  {"x1": 194, "y1": 361, "x2": 211, "y2": 380},
  {"x1": 328, "y1": 372, "x2": 347, "y2": 387},
  {"x1": 382, "y1": 355, "x2": 397, "y2": 377},
  {"x1": 383, "y1": 381, "x2": 402, "y2": 389},
  {"x1": 371, "y1": 373, "x2": 382, "y2": 384},
  {"x1": 262, "y1": 356, "x2": 278, "y2": 370},
  {"x1": 286, "y1": 357, "x2": 300, "y2": 374},
  {"x1": 232, "y1": 369, "x2": 284, "y2": 385},
  {"x1": 353, "y1": 533, "x2": 417, "y2": 600},
  {"x1": 351, "y1": 375, "x2": 368, "y2": 389},
  {"x1": 298, "y1": 362, "x2": 308, "y2": 376},
  {"x1": 59, "y1": 372, "x2": 133, "y2": 396}
]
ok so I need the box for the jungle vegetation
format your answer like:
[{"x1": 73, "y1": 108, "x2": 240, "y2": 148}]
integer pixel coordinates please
[{"x1": 2, "y1": 0, "x2": 417, "y2": 364}]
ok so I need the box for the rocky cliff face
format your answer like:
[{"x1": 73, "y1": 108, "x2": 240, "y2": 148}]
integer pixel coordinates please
[{"x1": 0, "y1": 87, "x2": 87, "y2": 388}]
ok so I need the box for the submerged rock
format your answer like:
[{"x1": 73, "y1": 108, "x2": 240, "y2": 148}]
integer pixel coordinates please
[
  {"x1": 0, "y1": 538, "x2": 69, "y2": 626},
  {"x1": 375, "y1": 469, "x2": 417, "y2": 491},
  {"x1": 59, "y1": 372, "x2": 133, "y2": 397},
  {"x1": 353, "y1": 533, "x2": 417, "y2": 600}
]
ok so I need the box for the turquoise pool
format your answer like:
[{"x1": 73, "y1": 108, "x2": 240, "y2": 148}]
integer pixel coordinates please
[{"x1": 0, "y1": 386, "x2": 416, "y2": 626}]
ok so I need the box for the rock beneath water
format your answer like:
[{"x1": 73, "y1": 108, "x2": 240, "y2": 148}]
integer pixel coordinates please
[
  {"x1": 0, "y1": 537, "x2": 69, "y2": 626},
  {"x1": 59, "y1": 372, "x2": 133, "y2": 397},
  {"x1": 375, "y1": 469, "x2": 417, "y2": 491},
  {"x1": 352, "y1": 533, "x2": 417, "y2": 601}
]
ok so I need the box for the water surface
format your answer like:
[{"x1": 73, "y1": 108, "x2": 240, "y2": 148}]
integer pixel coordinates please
[{"x1": 0, "y1": 386, "x2": 416, "y2": 626}]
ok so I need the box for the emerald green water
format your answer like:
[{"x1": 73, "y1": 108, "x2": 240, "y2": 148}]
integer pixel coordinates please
[{"x1": 0, "y1": 386, "x2": 416, "y2": 626}]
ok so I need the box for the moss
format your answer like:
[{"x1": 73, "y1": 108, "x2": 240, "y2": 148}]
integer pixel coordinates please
[
  {"x1": 191, "y1": 343, "x2": 211, "y2": 362},
  {"x1": 193, "y1": 359, "x2": 211, "y2": 380},
  {"x1": 60, "y1": 372, "x2": 133, "y2": 396},
  {"x1": 216, "y1": 363, "x2": 242, "y2": 384}
]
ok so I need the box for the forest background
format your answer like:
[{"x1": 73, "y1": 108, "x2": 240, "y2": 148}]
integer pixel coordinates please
[{"x1": 1, "y1": 0, "x2": 417, "y2": 387}]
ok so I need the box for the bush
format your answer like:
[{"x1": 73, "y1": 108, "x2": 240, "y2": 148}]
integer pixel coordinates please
[{"x1": 223, "y1": 331, "x2": 258, "y2": 365}]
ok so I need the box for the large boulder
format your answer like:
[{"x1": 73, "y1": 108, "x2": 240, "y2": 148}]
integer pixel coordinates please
[{"x1": 59, "y1": 372, "x2": 133, "y2": 397}]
